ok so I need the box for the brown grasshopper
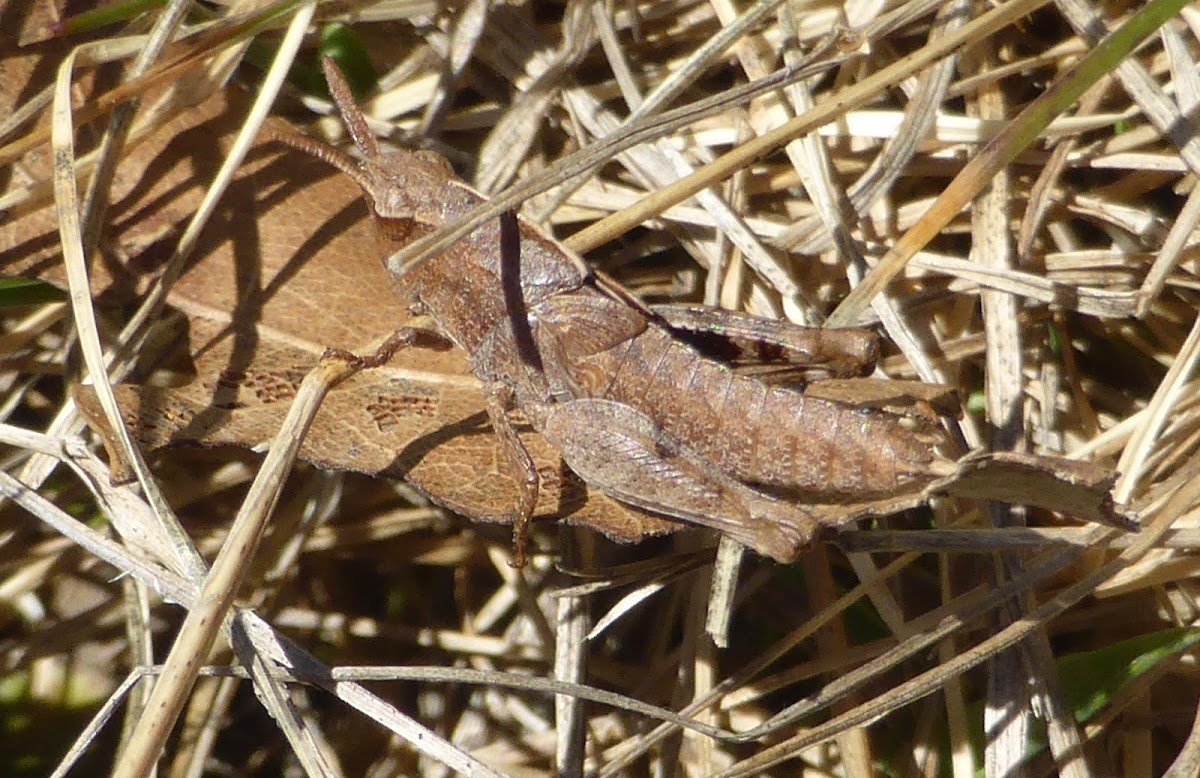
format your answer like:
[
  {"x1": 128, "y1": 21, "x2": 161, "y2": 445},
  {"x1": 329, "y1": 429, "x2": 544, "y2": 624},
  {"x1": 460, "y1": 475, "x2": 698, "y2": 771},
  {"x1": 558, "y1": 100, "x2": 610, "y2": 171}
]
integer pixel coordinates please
[{"x1": 280, "y1": 60, "x2": 1118, "y2": 565}]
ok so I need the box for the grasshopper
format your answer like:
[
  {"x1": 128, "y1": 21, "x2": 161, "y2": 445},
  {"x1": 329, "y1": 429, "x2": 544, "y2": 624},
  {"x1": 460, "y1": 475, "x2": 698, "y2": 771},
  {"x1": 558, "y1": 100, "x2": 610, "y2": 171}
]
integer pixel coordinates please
[{"x1": 281, "y1": 60, "x2": 1117, "y2": 565}]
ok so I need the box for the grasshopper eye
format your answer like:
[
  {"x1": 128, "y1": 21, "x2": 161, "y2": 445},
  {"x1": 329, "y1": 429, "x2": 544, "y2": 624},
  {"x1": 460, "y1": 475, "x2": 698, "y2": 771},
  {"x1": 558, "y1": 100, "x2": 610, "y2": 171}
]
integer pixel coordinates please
[
  {"x1": 362, "y1": 166, "x2": 417, "y2": 219},
  {"x1": 412, "y1": 149, "x2": 455, "y2": 175}
]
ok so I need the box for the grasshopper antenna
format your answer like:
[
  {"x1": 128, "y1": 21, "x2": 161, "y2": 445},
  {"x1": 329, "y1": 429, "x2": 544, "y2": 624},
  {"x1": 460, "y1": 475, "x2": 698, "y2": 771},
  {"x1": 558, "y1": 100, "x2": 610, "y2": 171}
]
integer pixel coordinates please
[
  {"x1": 265, "y1": 58, "x2": 380, "y2": 192},
  {"x1": 321, "y1": 56, "x2": 380, "y2": 161}
]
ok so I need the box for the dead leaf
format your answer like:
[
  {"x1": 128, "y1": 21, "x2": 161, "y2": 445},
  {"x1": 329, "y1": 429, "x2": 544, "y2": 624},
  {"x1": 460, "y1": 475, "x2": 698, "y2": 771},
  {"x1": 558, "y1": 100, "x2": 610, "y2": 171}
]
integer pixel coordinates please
[{"x1": 9, "y1": 80, "x2": 677, "y2": 543}]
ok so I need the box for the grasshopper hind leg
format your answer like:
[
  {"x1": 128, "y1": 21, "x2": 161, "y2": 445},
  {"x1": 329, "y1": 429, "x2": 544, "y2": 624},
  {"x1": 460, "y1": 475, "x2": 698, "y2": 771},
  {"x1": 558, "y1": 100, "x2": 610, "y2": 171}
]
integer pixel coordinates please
[{"x1": 538, "y1": 398, "x2": 817, "y2": 563}]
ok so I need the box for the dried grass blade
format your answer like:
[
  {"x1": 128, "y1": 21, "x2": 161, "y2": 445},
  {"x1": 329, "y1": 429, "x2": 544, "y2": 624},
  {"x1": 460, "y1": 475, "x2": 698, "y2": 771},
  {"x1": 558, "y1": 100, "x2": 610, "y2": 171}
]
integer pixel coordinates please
[
  {"x1": 554, "y1": 591, "x2": 588, "y2": 774},
  {"x1": 774, "y1": 0, "x2": 966, "y2": 256},
  {"x1": 77, "y1": 0, "x2": 191, "y2": 254},
  {"x1": 111, "y1": 353, "x2": 359, "y2": 778},
  {"x1": 110, "y1": 0, "x2": 309, "y2": 385},
  {"x1": 0, "y1": 452, "x2": 496, "y2": 775},
  {"x1": 594, "y1": 552, "x2": 926, "y2": 774},
  {"x1": 50, "y1": 44, "x2": 202, "y2": 577},
  {"x1": 827, "y1": 0, "x2": 1192, "y2": 327},
  {"x1": 49, "y1": 672, "x2": 145, "y2": 778},
  {"x1": 1136, "y1": 20, "x2": 1200, "y2": 312},
  {"x1": 1057, "y1": 0, "x2": 1200, "y2": 176},
  {"x1": 386, "y1": 61, "x2": 832, "y2": 278},
  {"x1": 719, "y1": 480, "x2": 1188, "y2": 776},
  {"x1": 567, "y1": 0, "x2": 1049, "y2": 260}
]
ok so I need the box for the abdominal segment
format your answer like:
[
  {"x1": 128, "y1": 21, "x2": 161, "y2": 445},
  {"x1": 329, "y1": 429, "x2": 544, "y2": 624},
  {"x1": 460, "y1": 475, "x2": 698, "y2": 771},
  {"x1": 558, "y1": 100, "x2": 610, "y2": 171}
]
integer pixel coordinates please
[{"x1": 580, "y1": 326, "x2": 941, "y2": 501}]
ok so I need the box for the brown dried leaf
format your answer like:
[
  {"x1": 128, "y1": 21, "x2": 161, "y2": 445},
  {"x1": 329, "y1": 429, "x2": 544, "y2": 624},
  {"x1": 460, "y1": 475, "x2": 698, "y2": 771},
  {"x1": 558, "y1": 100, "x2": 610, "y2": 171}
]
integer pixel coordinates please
[{"x1": 11, "y1": 84, "x2": 675, "y2": 543}]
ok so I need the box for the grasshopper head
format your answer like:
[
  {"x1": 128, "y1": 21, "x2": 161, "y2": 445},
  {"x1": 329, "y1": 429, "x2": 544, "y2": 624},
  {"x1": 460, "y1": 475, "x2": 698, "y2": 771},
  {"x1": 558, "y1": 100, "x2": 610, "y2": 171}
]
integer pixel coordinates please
[
  {"x1": 316, "y1": 59, "x2": 466, "y2": 250},
  {"x1": 358, "y1": 149, "x2": 456, "y2": 226}
]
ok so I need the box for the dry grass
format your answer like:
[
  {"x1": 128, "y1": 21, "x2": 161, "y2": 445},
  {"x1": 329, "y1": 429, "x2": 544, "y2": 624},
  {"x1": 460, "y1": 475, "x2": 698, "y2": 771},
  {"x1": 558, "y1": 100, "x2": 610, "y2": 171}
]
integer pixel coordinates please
[{"x1": 3, "y1": 0, "x2": 1200, "y2": 775}]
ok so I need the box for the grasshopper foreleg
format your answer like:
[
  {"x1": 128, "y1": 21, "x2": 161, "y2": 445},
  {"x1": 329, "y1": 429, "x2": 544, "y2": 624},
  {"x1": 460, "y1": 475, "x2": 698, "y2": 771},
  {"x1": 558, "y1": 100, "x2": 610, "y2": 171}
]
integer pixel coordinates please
[{"x1": 321, "y1": 326, "x2": 454, "y2": 368}]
